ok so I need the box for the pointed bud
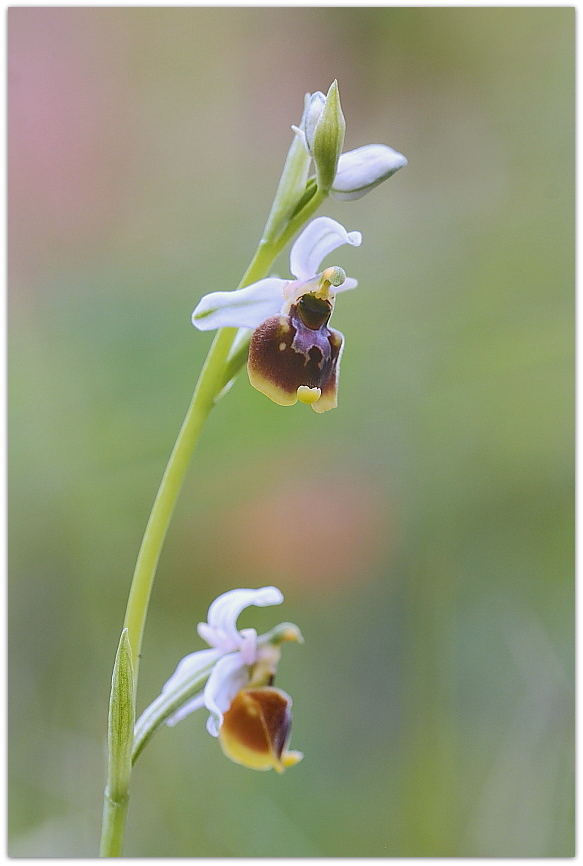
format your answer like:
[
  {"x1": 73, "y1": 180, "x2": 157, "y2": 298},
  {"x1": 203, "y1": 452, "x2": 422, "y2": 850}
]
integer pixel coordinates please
[
  {"x1": 311, "y1": 81, "x2": 346, "y2": 194},
  {"x1": 331, "y1": 144, "x2": 408, "y2": 201}
]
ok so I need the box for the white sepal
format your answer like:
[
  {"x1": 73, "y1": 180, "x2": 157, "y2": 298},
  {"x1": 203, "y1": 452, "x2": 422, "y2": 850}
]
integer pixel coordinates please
[
  {"x1": 192, "y1": 279, "x2": 285, "y2": 331},
  {"x1": 331, "y1": 144, "x2": 408, "y2": 201}
]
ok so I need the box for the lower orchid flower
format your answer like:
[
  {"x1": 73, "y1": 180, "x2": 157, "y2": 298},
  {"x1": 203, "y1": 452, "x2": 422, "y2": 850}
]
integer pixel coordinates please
[
  {"x1": 192, "y1": 216, "x2": 362, "y2": 412},
  {"x1": 149, "y1": 587, "x2": 303, "y2": 773}
]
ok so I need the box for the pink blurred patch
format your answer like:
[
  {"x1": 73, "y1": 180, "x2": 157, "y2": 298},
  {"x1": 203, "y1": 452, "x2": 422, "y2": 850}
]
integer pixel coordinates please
[
  {"x1": 8, "y1": 9, "x2": 134, "y2": 282},
  {"x1": 217, "y1": 472, "x2": 397, "y2": 595}
]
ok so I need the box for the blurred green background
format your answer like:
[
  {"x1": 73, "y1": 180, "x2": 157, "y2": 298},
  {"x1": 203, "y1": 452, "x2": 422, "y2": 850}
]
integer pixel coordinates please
[{"x1": 8, "y1": 7, "x2": 574, "y2": 857}]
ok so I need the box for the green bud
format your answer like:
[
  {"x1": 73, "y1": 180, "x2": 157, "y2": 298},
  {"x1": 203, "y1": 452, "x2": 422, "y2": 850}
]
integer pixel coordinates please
[{"x1": 311, "y1": 81, "x2": 346, "y2": 194}]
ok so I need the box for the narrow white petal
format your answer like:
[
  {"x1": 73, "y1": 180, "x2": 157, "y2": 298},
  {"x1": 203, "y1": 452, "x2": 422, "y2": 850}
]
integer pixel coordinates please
[
  {"x1": 199, "y1": 586, "x2": 284, "y2": 653},
  {"x1": 333, "y1": 276, "x2": 358, "y2": 294},
  {"x1": 192, "y1": 279, "x2": 285, "y2": 331},
  {"x1": 204, "y1": 652, "x2": 249, "y2": 737},
  {"x1": 161, "y1": 647, "x2": 221, "y2": 696},
  {"x1": 166, "y1": 692, "x2": 206, "y2": 727},
  {"x1": 290, "y1": 217, "x2": 362, "y2": 281}
]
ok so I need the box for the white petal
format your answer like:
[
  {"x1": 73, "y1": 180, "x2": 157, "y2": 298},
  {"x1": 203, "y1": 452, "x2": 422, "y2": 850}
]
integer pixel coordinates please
[
  {"x1": 333, "y1": 276, "x2": 358, "y2": 294},
  {"x1": 332, "y1": 144, "x2": 407, "y2": 201},
  {"x1": 290, "y1": 217, "x2": 362, "y2": 281},
  {"x1": 204, "y1": 652, "x2": 250, "y2": 737},
  {"x1": 198, "y1": 586, "x2": 284, "y2": 654},
  {"x1": 166, "y1": 692, "x2": 206, "y2": 727},
  {"x1": 237, "y1": 627, "x2": 259, "y2": 665},
  {"x1": 192, "y1": 279, "x2": 285, "y2": 331},
  {"x1": 161, "y1": 647, "x2": 221, "y2": 697}
]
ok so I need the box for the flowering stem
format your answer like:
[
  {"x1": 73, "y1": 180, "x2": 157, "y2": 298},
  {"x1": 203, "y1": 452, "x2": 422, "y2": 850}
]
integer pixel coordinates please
[{"x1": 99, "y1": 184, "x2": 327, "y2": 857}]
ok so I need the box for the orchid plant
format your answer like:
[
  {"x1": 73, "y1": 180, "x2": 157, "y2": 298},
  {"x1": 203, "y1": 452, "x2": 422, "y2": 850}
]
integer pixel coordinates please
[{"x1": 99, "y1": 81, "x2": 406, "y2": 856}]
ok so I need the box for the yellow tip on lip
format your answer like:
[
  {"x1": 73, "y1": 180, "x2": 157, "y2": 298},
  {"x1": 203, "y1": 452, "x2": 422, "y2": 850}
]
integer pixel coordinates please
[{"x1": 297, "y1": 385, "x2": 321, "y2": 405}]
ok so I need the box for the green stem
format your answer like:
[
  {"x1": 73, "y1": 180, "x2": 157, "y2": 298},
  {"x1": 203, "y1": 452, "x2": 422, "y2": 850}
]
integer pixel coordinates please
[
  {"x1": 273, "y1": 188, "x2": 327, "y2": 258},
  {"x1": 99, "y1": 793, "x2": 129, "y2": 858}
]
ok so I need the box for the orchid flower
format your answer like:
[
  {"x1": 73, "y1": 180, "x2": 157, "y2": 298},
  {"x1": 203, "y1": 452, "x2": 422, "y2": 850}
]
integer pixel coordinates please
[
  {"x1": 157, "y1": 587, "x2": 303, "y2": 773},
  {"x1": 192, "y1": 216, "x2": 362, "y2": 412}
]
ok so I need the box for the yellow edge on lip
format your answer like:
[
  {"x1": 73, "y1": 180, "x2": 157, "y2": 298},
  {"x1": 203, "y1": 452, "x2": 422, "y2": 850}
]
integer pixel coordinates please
[{"x1": 247, "y1": 365, "x2": 299, "y2": 406}]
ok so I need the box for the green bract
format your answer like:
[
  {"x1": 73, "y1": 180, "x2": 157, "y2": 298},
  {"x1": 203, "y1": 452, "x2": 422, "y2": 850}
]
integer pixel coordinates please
[{"x1": 311, "y1": 80, "x2": 346, "y2": 194}]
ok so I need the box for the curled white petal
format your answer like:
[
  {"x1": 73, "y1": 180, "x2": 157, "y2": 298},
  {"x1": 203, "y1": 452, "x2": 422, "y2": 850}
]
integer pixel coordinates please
[
  {"x1": 197, "y1": 586, "x2": 284, "y2": 654},
  {"x1": 192, "y1": 279, "x2": 285, "y2": 331},
  {"x1": 331, "y1": 144, "x2": 407, "y2": 201},
  {"x1": 290, "y1": 216, "x2": 362, "y2": 281},
  {"x1": 204, "y1": 653, "x2": 250, "y2": 737}
]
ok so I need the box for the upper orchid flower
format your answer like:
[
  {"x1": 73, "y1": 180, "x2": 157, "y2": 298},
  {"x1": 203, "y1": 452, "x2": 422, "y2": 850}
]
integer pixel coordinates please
[
  {"x1": 192, "y1": 216, "x2": 362, "y2": 412},
  {"x1": 154, "y1": 586, "x2": 303, "y2": 773}
]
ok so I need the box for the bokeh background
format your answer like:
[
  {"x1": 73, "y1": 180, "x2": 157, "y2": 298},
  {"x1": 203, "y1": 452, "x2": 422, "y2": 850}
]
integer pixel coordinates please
[{"x1": 8, "y1": 7, "x2": 574, "y2": 857}]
